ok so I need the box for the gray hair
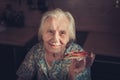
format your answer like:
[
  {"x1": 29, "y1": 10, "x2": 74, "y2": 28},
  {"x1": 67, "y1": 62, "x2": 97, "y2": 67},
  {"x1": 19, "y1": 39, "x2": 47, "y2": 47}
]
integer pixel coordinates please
[{"x1": 38, "y1": 8, "x2": 76, "y2": 42}]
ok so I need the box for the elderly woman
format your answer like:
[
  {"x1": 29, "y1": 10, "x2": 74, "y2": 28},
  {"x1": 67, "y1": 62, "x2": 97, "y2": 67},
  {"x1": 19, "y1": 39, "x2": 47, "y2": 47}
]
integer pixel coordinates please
[{"x1": 16, "y1": 8, "x2": 95, "y2": 80}]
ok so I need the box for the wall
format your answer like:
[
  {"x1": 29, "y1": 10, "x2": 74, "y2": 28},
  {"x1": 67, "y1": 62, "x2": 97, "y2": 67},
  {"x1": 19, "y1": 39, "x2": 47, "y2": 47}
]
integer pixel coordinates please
[
  {"x1": 52, "y1": 0, "x2": 120, "y2": 33},
  {"x1": 0, "y1": 0, "x2": 120, "y2": 33}
]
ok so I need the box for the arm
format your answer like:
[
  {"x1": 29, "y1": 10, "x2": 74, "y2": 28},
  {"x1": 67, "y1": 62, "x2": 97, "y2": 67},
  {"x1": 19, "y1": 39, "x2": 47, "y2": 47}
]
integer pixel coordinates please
[
  {"x1": 68, "y1": 67, "x2": 91, "y2": 80},
  {"x1": 17, "y1": 77, "x2": 32, "y2": 80},
  {"x1": 16, "y1": 45, "x2": 37, "y2": 80}
]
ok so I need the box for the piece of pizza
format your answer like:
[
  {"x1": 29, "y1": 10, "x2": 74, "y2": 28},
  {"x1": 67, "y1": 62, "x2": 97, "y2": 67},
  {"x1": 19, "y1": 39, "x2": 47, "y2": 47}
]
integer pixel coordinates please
[{"x1": 64, "y1": 51, "x2": 88, "y2": 61}]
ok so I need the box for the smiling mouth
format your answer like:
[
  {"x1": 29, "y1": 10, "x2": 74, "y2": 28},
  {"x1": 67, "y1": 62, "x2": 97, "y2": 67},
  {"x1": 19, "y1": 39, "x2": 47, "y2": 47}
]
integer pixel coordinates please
[
  {"x1": 49, "y1": 43, "x2": 61, "y2": 48},
  {"x1": 51, "y1": 45, "x2": 61, "y2": 48}
]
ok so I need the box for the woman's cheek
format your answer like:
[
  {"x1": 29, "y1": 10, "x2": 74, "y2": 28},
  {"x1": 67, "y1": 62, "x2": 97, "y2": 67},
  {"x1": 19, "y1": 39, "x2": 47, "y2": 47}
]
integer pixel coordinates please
[
  {"x1": 61, "y1": 38, "x2": 69, "y2": 45},
  {"x1": 42, "y1": 33, "x2": 51, "y2": 41}
]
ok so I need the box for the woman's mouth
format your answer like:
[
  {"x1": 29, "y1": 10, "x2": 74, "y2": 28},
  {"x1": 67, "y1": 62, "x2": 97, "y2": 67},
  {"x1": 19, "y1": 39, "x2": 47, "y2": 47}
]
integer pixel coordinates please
[
  {"x1": 51, "y1": 44, "x2": 61, "y2": 48},
  {"x1": 49, "y1": 43, "x2": 61, "y2": 48}
]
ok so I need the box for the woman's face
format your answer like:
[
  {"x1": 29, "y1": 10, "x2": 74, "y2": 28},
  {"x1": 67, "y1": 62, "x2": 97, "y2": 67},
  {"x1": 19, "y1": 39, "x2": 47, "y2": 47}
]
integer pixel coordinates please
[{"x1": 42, "y1": 16, "x2": 70, "y2": 55}]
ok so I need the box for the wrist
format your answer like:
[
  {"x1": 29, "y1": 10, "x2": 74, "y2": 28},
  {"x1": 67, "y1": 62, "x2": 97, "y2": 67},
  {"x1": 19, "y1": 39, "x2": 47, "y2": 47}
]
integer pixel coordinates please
[
  {"x1": 68, "y1": 70, "x2": 77, "y2": 80},
  {"x1": 68, "y1": 73, "x2": 74, "y2": 80}
]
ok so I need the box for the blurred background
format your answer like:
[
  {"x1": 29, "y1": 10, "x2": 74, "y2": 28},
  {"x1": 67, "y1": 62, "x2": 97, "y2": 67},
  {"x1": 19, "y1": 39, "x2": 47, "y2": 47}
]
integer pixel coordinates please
[{"x1": 0, "y1": 0, "x2": 120, "y2": 80}]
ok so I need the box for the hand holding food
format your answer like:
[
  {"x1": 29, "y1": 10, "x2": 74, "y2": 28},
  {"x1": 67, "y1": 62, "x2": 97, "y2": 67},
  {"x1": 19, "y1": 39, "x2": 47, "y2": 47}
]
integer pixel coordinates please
[{"x1": 66, "y1": 51, "x2": 95, "y2": 80}]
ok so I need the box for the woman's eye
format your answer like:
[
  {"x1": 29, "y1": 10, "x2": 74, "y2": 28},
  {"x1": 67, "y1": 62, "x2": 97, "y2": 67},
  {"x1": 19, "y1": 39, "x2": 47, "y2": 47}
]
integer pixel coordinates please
[
  {"x1": 60, "y1": 31, "x2": 66, "y2": 35},
  {"x1": 48, "y1": 30, "x2": 53, "y2": 34}
]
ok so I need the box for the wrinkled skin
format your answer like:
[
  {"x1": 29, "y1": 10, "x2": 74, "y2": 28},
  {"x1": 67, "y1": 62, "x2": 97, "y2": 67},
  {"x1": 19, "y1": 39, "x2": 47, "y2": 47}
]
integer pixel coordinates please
[{"x1": 42, "y1": 16, "x2": 70, "y2": 56}]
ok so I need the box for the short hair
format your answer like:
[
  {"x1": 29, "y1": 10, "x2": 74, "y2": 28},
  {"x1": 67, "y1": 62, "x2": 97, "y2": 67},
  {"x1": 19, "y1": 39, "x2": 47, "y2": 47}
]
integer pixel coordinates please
[{"x1": 38, "y1": 8, "x2": 76, "y2": 42}]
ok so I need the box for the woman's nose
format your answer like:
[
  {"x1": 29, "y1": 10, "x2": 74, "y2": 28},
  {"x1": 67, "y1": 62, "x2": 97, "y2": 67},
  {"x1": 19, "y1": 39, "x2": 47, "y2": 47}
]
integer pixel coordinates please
[{"x1": 52, "y1": 33, "x2": 60, "y2": 44}]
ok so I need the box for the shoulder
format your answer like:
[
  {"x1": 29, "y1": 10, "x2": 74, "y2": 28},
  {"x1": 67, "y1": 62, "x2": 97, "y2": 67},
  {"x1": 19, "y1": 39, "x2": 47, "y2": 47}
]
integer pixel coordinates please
[
  {"x1": 31, "y1": 43, "x2": 42, "y2": 50},
  {"x1": 29, "y1": 43, "x2": 43, "y2": 53},
  {"x1": 26, "y1": 43, "x2": 44, "y2": 59}
]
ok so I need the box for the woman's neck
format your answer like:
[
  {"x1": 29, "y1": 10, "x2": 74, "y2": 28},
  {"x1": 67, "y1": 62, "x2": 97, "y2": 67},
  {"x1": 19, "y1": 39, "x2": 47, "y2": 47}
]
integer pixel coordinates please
[{"x1": 45, "y1": 52, "x2": 63, "y2": 67}]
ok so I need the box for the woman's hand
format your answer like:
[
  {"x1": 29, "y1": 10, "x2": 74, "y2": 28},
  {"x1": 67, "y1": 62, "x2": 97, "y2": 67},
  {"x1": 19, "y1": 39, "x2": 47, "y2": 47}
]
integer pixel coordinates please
[
  {"x1": 68, "y1": 58, "x2": 86, "y2": 80},
  {"x1": 68, "y1": 52, "x2": 95, "y2": 80}
]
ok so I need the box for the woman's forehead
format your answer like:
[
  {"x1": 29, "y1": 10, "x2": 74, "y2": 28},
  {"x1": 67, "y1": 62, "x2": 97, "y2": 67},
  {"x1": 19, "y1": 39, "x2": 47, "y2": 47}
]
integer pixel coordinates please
[{"x1": 43, "y1": 16, "x2": 70, "y2": 30}]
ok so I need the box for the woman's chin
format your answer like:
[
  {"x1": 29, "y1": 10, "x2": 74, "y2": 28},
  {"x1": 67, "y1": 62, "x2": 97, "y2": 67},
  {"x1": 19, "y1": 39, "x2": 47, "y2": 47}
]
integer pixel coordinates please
[{"x1": 49, "y1": 49, "x2": 62, "y2": 54}]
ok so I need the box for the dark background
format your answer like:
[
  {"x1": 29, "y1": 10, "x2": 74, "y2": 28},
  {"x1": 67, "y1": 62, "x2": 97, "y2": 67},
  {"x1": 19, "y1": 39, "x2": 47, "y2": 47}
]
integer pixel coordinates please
[{"x1": 0, "y1": 0, "x2": 120, "y2": 80}]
